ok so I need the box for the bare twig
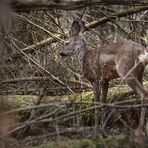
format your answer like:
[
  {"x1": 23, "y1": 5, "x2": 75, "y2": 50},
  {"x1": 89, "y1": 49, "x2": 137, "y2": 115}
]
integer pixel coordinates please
[
  {"x1": 13, "y1": 13, "x2": 66, "y2": 45},
  {"x1": 0, "y1": 103, "x2": 65, "y2": 116},
  {"x1": 1, "y1": 107, "x2": 64, "y2": 137},
  {"x1": 102, "y1": 110, "x2": 114, "y2": 130},
  {"x1": 6, "y1": 39, "x2": 75, "y2": 95},
  {"x1": 0, "y1": 98, "x2": 142, "y2": 117},
  {"x1": 9, "y1": 5, "x2": 148, "y2": 54},
  {"x1": 2, "y1": 77, "x2": 92, "y2": 89},
  {"x1": 1, "y1": 100, "x2": 148, "y2": 137}
]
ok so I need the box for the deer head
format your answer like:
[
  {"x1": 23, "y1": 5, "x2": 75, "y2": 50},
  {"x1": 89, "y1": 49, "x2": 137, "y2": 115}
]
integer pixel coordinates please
[{"x1": 60, "y1": 20, "x2": 88, "y2": 63}]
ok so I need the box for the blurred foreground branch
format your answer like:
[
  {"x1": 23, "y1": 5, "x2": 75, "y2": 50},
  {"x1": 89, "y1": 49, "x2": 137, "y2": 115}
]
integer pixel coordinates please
[{"x1": 10, "y1": 0, "x2": 148, "y2": 12}]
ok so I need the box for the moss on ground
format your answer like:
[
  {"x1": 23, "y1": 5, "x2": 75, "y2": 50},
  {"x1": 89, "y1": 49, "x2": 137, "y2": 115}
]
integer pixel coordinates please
[
  {"x1": 30, "y1": 135, "x2": 148, "y2": 148},
  {"x1": 1, "y1": 83, "x2": 148, "y2": 147},
  {"x1": 1, "y1": 81, "x2": 147, "y2": 109},
  {"x1": 0, "y1": 82, "x2": 147, "y2": 129},
  {"x1": 1, "y1": 82, "x2": 147, "y2": 119},
  {"x1": 31, "y1": 139, "x2": 95, "y2": 148},
  {"x1": 0, "y1": 84, "x2": 144, "y2": 108}
]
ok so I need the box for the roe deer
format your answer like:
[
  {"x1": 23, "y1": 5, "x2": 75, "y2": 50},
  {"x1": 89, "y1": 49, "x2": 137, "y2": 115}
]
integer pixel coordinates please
[{"x1": 60, "y1": 20, "x2": 148, "y2": 137}]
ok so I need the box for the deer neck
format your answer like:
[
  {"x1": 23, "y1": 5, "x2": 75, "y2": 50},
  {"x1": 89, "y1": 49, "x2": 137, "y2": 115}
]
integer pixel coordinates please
[{"x1": 75, "y1": 40, "x2": 88, "y2": 67}]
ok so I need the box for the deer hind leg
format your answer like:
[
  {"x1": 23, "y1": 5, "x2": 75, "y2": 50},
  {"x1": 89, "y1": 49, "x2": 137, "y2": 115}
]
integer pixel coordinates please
[
  {"x1": 117, "y1": 65, "x2": 148, "y2": 137},
  {"x1": 135, "y1": 66, "x2": 147, "y2": 137}
]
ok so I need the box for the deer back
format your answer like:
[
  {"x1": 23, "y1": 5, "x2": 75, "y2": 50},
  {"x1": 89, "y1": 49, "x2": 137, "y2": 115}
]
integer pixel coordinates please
[{"x1": 83, "y1": 40, "x2": 146, "y2": 82}]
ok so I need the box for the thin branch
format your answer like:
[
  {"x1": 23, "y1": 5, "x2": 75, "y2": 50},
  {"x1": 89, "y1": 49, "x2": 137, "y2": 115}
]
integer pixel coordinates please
[
  {"x1": 2, "y1": 101, "x2": 148, "y2": 137},
  {"x1": 0, "y1": 97, "x2": 142, "y2": 117},
  {"x1": 10, "y1": 5, "x2": 148, "y2": 54},
  {"x1": 2, "y1": 77, "x2": 92, "y2": 89},
  {"x1": 93, "y1": 7, "x2": 134, "y2": 40},
  {"x1": 1, "y1": 107, "x2": 64, "y2": 137},
  {"x1": 102, "y1": 110, "x2": 114, "y2": 130},
  {"x1": 13, "y1": 13, "x2": 66, "y2": 45},
  {"x1": 6, "y1": 39, "x2": 75, "y2": 94},
  {"x1": 0, "y1": 103, "x2": 65, "y2": 116}
]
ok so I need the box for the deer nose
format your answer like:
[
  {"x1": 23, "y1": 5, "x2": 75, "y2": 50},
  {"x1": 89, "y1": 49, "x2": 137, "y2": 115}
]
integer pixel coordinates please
[{"x1": 59, "y1": 52, "x2": 67, "y2": 57}]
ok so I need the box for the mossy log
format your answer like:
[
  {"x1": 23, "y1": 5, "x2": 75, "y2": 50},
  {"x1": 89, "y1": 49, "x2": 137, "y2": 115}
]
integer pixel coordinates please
[{"x1": 1, "y1": 82, "x2": 148, "y2": 109}]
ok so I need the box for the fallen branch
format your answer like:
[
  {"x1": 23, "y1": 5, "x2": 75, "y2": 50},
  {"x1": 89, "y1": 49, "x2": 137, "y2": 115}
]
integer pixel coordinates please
[{"x1": 2, "y1": 77, "x2": 92, "y2": 89}]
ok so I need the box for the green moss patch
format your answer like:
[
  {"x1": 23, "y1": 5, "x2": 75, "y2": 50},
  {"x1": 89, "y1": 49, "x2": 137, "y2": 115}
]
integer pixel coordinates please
[{"x1": 29, "y1": 135, "x2": 148, "y2": 148}]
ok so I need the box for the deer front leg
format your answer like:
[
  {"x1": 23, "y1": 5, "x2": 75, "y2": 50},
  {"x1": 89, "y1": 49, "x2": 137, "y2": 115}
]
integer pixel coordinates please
[
  {"x1": 91, "y1": 80, "x2": 101, "y2": 128},
  {"x1": 101, "y1": 80, "x2": 109, "y2": 103},
  {"x1": 135, "y1": 106, "x2": 147, "y2": 137}
]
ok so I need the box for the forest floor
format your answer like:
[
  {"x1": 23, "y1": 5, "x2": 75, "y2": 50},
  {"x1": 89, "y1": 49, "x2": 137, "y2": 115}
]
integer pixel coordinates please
[{"x1": 0, "y1": 81, "x2": 148, "y2": 147}]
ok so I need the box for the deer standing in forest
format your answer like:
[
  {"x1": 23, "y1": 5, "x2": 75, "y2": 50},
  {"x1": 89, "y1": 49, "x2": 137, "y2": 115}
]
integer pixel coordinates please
[{"x1": 60, "y1": 20, "x2": 148, "y2": 137}]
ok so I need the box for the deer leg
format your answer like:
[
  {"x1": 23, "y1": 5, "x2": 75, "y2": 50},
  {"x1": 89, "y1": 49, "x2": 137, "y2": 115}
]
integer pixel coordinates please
[
  {"x1": 101, "y1": 80, "x2": 109, "y2": 103},
  {"x1": 137, "y1": 67, "x2": 146, "y2": 133},
  {"x1": 122, "y1": 77, "x2": 147, "y2": 137},
  {"x1": 92, "y1": 81, "x2": 101, "y2": 102},
  {"x1": 91, "y1": 81, "x2": 101, "y2": 128},
  {"x1": 138, "y1": 66, "x2": 144, "y2": 85},
  {"x1": 100, "y1": 80, "x2": 109, "y2": 135},
  {"x1": 135, "y1": 69, "x2": 148, "y2": 136},
  {"x1": 135, "y1": 69, "x2": 147, "y2": 137}
]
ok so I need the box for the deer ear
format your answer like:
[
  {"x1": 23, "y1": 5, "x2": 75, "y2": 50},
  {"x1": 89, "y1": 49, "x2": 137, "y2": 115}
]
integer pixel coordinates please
[
  {"x1": 79, "y1": 21, "x2": 86, "y2": 33},
  {"x1": 71, "y1": 20, "x2": 80, "y2": 36}
]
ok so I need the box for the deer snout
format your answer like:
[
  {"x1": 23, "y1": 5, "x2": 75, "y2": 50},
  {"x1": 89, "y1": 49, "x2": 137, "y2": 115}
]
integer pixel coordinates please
[{"x1": 59, "y1": 52, "x2": 68, "y2": 57}]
